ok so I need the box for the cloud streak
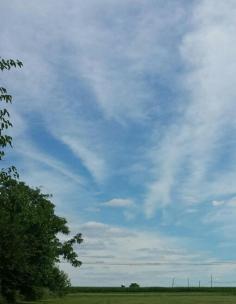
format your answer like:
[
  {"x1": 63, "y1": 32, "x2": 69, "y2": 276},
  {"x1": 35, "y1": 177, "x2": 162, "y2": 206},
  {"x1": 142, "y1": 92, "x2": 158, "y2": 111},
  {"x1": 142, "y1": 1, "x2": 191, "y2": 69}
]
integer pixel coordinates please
[
  {"x1": 144, "y1": 0, "x2": 236, "y2": 216},
  {"x1": 61, "y1": 220, "x2": 236, "y2": 286},
  {"x1": 101, "y1": 198, "x2": 134, "y2": 208}
]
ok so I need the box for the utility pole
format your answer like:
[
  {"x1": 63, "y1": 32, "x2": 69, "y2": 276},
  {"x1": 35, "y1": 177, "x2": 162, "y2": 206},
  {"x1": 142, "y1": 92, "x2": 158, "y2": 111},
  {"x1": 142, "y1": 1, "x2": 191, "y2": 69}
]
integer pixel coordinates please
[
  {"x1": 199, "y1": 280, "x2": 201, "y2": 288},
  {"x1": 211, "y1": 275, "x2": 213, "y2": 288},
  {"x1": 172, "y1": 278, "x2": 175, "y2": 288},
  {"x1": 187, "y1": 278, "x2": 190, "y2": 288}
]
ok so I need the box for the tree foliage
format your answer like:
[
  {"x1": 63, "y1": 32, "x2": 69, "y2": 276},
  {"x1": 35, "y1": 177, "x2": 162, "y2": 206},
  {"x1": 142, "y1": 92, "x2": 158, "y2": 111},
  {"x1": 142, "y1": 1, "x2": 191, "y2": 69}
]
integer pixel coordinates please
[
  {"x1": 0, "y1": 59, "x2": 83, "y2": 303},
  {"x1": 129, "y1": 283, "x2": 140, "y2": 288},
  {"x1": 0, "y1": 178, "x2": 83, "y2": 302},
  {"x1": 0, "y1": 58, "x2": 22, "y2": 157},
  {"x1": 0, "y1": 58, "x2": 22, "y2": 180}
]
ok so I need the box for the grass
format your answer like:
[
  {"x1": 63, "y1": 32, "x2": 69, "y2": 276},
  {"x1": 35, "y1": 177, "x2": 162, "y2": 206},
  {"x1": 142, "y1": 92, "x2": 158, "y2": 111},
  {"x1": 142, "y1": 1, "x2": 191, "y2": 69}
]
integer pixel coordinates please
[{"x1": 24, "y1": 292, "x2": 236, "y2": 304}]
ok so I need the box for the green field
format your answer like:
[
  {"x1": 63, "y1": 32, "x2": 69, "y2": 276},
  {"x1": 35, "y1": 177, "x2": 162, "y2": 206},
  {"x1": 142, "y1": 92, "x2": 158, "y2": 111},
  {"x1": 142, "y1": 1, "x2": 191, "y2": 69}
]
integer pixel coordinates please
[{"x1": 28, "y1": 292, "x2": 236, "y2": 304}]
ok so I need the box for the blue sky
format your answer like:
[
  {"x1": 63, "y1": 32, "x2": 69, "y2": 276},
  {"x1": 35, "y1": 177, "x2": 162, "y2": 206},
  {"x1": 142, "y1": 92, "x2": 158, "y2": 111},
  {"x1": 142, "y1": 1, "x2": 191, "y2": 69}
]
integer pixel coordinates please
[{"x1": 1, "y1": 0, "x2": 236, "y2": 287}]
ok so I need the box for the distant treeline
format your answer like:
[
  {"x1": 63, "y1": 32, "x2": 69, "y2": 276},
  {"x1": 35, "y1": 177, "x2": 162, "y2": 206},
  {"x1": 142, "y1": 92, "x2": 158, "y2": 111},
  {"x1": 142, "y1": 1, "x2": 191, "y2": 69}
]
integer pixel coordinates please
[{"x1": 69, "y1": 286, "x2": 236, "y2": 294}]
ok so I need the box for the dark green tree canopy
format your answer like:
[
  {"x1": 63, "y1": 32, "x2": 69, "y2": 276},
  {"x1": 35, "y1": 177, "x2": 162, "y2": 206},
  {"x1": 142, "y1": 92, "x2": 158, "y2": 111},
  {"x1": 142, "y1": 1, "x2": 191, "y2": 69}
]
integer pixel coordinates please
[
  {"x1": 129, "y1": 283, "x2": 140, "y2": 288},
  {"x1": 0, "y1": 178, "x2": 83, "y2": 302}
]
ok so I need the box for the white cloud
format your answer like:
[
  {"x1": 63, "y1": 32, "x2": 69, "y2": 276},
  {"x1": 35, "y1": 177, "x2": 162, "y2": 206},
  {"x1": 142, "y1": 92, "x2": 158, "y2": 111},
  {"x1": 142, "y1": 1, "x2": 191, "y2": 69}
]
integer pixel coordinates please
[
  {"x1": 62, "y1": 0, "x2": 186, "y2": 122},
  {"x1": 15, "y1": 139, "x2": 85, "y2": 186},
  {"x1": 212, "y1": 200, "x2": 225, "y2": 207},
  {"x1": 60, "y1": 220, "x2": 235, "y2": 286},
  {"x1": 0, "y1": 0, "x2": 190, "y2": 189},
  {"x1": 2, "y1": 0, "x2": 183, "y2": 185},
  {"x1": 144, "y1": 0, "x2": 236, "y2": 217},
  {"x1": 204, "y1": 196, "x2": 236, "y2": 240},
  {"x1": 102, "y1": 198, "x2": 134, "y2": 208},
  {"x1": 101, "y1": 198, "x2": 138, "y2": 221},
  {"x1": 61, "y1": 136, "x2": 106, "y2": 183}
]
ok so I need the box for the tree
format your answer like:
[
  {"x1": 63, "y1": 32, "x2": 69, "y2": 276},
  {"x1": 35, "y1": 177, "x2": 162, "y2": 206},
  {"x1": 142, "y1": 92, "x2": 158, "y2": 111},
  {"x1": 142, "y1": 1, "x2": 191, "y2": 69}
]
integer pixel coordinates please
[
  {"x1": 0, "y1": 57, "x2": 22, "y2": 180},
  {"x1": 129, "y1": 283, "x2": 140, "y2": 288},
  {"x1": 0, "y1": 59, "x2": 83, "y2": 302},
  {"x1": 0, "y1": 178, "x2": 83, "y2": 302}
]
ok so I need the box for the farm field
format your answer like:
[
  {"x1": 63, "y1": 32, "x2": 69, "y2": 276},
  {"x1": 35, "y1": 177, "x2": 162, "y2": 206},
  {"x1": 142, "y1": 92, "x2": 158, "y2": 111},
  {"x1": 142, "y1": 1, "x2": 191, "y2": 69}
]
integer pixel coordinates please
[{"x1": 26, "y1": 292, "x2": 236, "y2": 304}]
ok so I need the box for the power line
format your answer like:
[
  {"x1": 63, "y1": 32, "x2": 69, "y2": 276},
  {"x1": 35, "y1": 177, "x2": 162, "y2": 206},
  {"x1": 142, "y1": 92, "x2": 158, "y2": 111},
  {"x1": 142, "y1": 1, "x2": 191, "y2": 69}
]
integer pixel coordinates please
[
  {"x1": 60, "y1": 260, "x2": 236, "y2": 266},
  {"x1": 214, "y1": 281, "x2": 236, "y2": 284}
]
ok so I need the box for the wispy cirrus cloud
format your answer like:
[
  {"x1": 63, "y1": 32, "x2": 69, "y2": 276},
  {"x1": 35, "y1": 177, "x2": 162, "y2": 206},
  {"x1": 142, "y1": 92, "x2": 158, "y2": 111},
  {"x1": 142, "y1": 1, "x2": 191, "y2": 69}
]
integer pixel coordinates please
[
  {"x1": 1, "y1": 0, "x2": 190, "y2": 186},
  {"x1": 16, "y1": 140, "x2": 85, "y2": 186},
  {"x1": 144, "y1": 0, "x2": 236, "y2": 217}
]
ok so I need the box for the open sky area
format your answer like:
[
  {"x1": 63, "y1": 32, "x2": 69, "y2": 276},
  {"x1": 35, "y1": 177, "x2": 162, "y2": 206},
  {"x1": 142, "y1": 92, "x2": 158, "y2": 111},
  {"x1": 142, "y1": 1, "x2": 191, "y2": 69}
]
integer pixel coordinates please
[{"x1": 1, "y1": 0, "x2": 236, "y2": 287}]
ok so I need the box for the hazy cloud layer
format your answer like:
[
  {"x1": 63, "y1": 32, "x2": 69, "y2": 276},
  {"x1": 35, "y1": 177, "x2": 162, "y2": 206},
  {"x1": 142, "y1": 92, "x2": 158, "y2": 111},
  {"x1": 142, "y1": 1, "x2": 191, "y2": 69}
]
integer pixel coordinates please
[{"x1": 1, "y1": 0, "x2": 236, "y2": 285}]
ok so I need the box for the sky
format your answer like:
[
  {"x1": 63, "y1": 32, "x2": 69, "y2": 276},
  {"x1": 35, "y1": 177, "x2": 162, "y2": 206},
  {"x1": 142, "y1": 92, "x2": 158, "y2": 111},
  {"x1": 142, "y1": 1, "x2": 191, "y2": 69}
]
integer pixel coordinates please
[{"x1": 1, "y1": 0, "x2": 236, "y2": 287}]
